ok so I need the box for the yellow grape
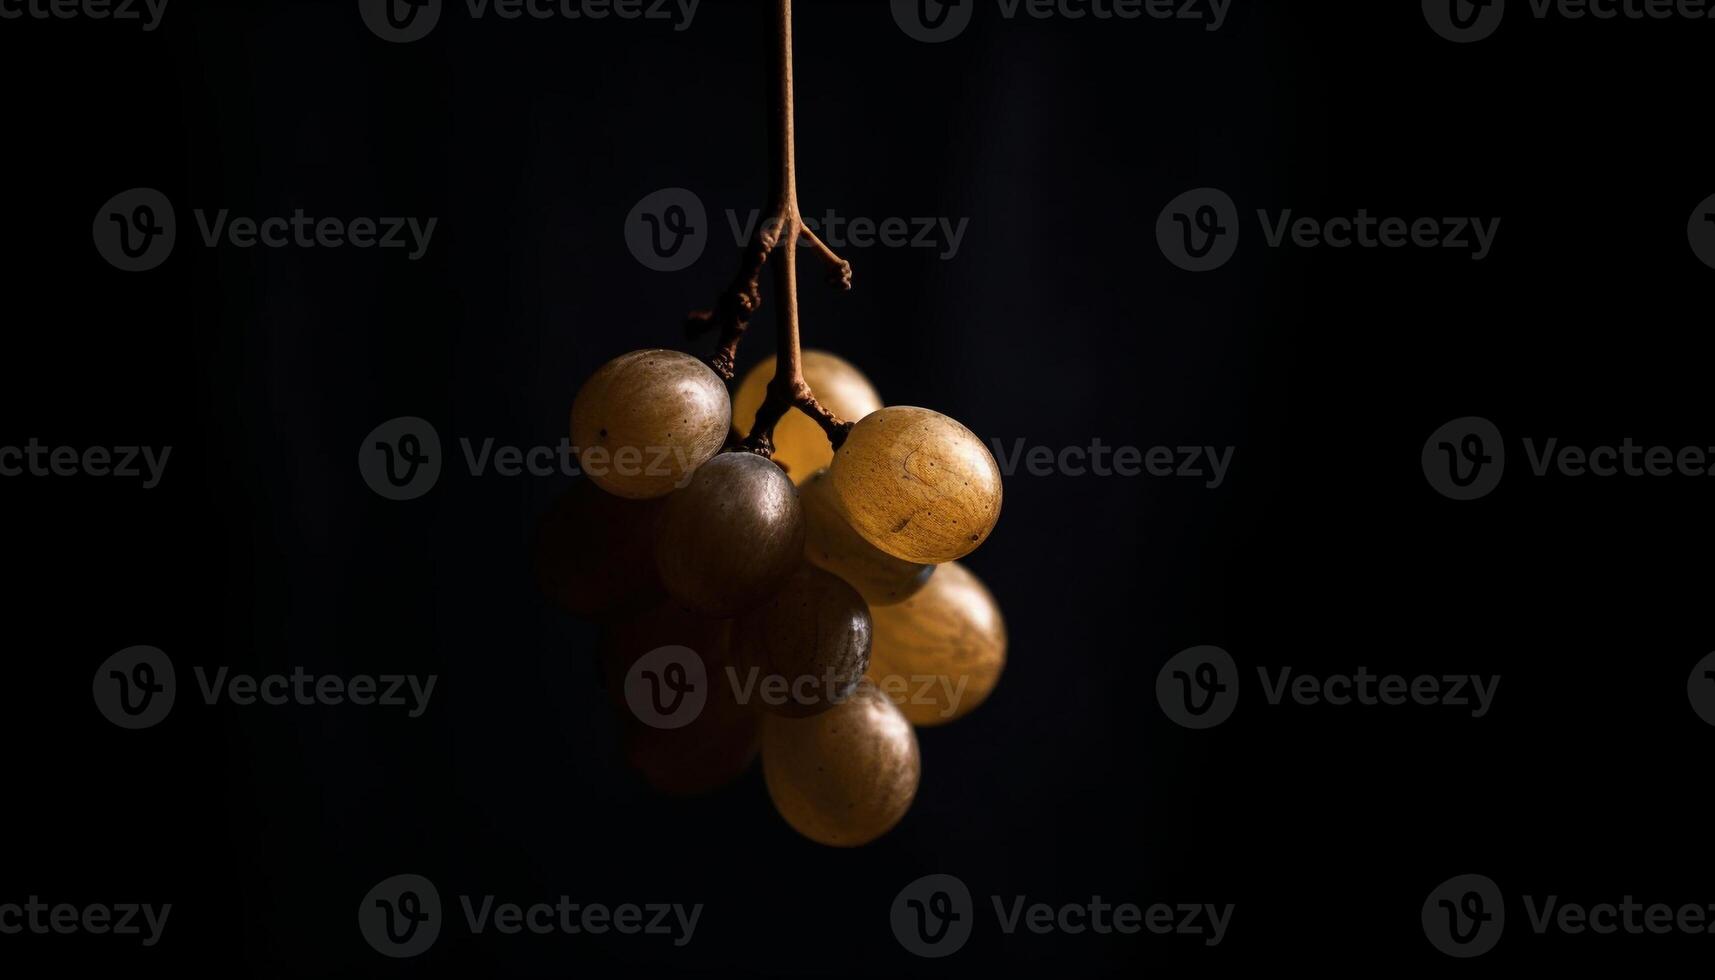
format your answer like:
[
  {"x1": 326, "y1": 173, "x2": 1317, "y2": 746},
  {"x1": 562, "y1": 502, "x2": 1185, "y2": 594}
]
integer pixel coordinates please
[
  {"x1": 732, "y1": 350, "x2": 882, "y2": 482},
  {"x1": 800, "y1": 468, "x2": 932, "y2": 607},
  {"x1": 867, "y1": 561, "x2": 1005, "y2": 726},
  {"x1": 569, "y1": 349, "x2": 730, "y2": 499},
  {"x1": 829, "y1": 406, "x2": 1003, "y2": 564},
  {"x1": 654, "y1": 452, "x2": 805, "y2": 616},
  {"x1": 762, "y1": 680, "x2": 919, "y2": 847}
]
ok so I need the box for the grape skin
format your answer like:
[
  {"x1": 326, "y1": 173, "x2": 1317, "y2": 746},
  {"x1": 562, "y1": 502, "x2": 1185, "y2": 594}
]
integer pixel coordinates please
[
  {"x1": 829, "y1": 406, "x2": 1003, "y2": 564},
  {"x1": 762, "y1": 680, "x2": 920, "y2": 847},
  {"x1": 570, "y1": 349, "x2": 730, "y2": 499},
  {"x1": 801, "y1": 468, "x2": 932, "y2": 607},
  {"x1": 867, "y1": 561, "x2": 1006, "y2": 727},
  {"x1": 732, "y1": 563, "x2": 872, "y2": 718},
  {"x1": 654, "y1": 452, "x2": 805, "y2": 617}
]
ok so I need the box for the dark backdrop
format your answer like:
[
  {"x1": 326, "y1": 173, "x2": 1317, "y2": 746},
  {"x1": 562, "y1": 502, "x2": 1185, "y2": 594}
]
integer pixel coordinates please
[{"x1": 4, "y1": 0, "x2": 1711, "y2": 973}]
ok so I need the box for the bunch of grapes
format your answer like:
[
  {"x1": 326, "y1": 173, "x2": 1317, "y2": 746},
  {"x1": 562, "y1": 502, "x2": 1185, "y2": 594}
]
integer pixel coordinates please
[{"x1": 537, "y1": 347, "x2": 1007, "y2": 846}]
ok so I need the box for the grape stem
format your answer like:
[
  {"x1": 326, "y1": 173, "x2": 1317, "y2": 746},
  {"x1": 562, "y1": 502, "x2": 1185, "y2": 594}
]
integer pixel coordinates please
[{"x1": 689, "y1": 0, "x2": 854, "y2": 459}]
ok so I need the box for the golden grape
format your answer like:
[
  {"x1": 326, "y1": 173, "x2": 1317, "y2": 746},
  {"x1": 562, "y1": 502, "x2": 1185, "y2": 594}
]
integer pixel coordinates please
[
  {"x1": 732, "y1": 563, "x2": 872, "y2": 717},
  {"x1": 867, "y1": 561, "x2": 1005, "y2": 726},
  {"x1": 654, "y1": 452, "x2": 805, "y2": 616},
  {"x1": 762, "y1": 680, "x2": 919, "y2": 846},
  {"x1": 569, "y1": 349, "x2": 730, "y2": 499},
  {"x1": 800, "y1": 468, "x2": 932, "y2": 606},
  {"x1": 732, "y1": 350, "x2": 882, "y2": 482},
  {"x1": 829, "y1": 406, "x2": 1002, "y2": 564}
]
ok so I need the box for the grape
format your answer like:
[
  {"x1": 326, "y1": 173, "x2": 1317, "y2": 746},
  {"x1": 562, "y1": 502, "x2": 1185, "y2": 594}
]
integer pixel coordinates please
[
  {"x1": 601, "y1": 600, "x2": 758, "y2": 796},
  {"x1": 762, "y1": 680, "x2": 919, "y2": 846},
  {"x1": 654, "y1": 451, "x2": 805, "y2": 616},
  {"x1": 533, "y1": 479, "x2": 663, "y2": 620},
  {"x1": 867, "y1": 561, "x2": 1005, "y2": 726},
  {"x1": 732, "y1": 350, "x2": 882, "y2": 482},
  {"x1": 828, "y1": 406, "x2": 1002, "y2": 564},
  {"x1": 732, "y1": 563, "x2": 872, "y2": 717},
  {"x1": 569, "y1": 349, "x2": 730, "y2": 499},
  {"x1": 800, "y1": 468, "x2": 932, "y2": 607}
]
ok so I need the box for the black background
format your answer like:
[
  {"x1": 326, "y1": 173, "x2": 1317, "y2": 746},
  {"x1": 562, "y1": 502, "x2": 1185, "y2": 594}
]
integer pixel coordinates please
[{"x1": 3, "y1": 0, "x2": 1711, "y2": 973}]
